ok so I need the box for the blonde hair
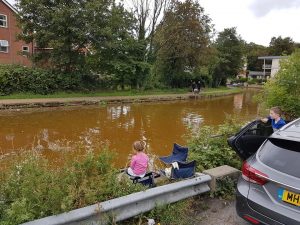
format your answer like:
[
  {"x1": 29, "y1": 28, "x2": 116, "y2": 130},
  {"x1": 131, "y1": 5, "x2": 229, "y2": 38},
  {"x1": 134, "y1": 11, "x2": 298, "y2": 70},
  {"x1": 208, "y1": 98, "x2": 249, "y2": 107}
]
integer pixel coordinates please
[
  {"x1": 270, "y1": 106, "x2": 282, "y2": 116},
  {"x1": 133, "y1": 140, "x2": 146, "y2": 152}
]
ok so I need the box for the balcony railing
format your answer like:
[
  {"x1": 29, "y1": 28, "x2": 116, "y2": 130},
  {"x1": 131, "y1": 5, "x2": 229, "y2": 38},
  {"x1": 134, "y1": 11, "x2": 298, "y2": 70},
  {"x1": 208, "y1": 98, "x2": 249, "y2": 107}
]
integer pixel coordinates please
[{"x1": 262, "y1": 64, "x2": 272, "y2": 69}]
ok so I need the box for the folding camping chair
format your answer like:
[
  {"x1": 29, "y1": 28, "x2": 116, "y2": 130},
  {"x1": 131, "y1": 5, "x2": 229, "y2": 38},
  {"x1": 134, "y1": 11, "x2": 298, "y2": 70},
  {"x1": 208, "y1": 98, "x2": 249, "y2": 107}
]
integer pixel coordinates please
[
  {"x1": 127, "y1": 171, "x2": 160, "y2": 188},
  {"x1": 170, "y1": 160, "x2": 196, "y2": 179},
  {"x1": 159, "y1": 143, "x2": 189, "y2": 164}
]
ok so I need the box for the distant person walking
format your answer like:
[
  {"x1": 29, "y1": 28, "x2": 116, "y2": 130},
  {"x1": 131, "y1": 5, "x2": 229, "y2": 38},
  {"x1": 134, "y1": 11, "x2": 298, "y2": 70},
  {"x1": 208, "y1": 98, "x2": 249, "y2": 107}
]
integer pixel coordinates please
[
  {"x1": 197, "y1": 81, "x2": 201, "y2": 93},
  {"x1": 191, "y1": 81, "x2": 199, "y2": 95}
]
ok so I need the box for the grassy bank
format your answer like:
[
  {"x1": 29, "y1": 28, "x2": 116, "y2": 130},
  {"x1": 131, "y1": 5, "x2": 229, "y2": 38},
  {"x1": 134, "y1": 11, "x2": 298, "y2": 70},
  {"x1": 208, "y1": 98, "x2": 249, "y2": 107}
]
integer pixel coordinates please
[
  {"x1": 0, "y1": 87, "x2": 241, "y2": 100},
  {"x1": 0, "y1": 148, "x2": 145, "y2": 225}
]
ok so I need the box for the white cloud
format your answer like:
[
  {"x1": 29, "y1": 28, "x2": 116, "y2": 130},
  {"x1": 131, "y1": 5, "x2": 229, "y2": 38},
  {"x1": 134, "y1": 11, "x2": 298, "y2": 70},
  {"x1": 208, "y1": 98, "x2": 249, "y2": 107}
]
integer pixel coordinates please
[
  {"x1": 199, "y1": 0, "x2": 300, "y2": 46},
  {"x1": 250, "y1": 0, "x2": 300, "y2": 17}
]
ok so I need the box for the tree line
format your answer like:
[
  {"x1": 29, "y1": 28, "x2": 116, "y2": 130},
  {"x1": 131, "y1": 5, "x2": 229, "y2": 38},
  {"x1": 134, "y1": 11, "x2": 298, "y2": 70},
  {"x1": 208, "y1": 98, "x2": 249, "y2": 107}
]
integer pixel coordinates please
[{"x1": 16, "y1": 0, "x2": 300, "y2": 90}]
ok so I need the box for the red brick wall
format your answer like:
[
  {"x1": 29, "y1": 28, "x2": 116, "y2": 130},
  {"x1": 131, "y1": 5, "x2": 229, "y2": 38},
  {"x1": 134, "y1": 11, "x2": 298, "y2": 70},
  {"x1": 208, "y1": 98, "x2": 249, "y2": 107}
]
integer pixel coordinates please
[{"x1": 0, "y1": 1, "x2": 32, "y2": 66}]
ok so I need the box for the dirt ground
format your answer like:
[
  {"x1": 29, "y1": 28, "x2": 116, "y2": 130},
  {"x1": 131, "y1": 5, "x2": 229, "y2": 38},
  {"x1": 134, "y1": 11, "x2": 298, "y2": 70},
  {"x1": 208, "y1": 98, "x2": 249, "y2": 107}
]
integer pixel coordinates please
[{"x1": 189, "y1": 197, "x2": 249, "y2": 225}]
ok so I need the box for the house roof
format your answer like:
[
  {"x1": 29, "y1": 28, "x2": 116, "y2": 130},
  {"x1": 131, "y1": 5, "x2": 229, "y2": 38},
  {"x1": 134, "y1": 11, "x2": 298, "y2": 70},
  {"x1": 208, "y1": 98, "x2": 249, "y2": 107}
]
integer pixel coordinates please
[
  {"x1": 1, "y1": 0, "x2": 18, "y2": 14},
  {"x1": 258, "y1": 56, "x2": 289, "y2": 60}
]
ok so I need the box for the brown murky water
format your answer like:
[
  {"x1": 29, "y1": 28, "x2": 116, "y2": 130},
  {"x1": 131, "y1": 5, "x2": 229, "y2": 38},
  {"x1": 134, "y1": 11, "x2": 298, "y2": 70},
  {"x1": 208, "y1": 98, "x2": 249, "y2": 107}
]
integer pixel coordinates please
[{"x1": 0, "y1": 90, "x2": 259, "y2": 168}]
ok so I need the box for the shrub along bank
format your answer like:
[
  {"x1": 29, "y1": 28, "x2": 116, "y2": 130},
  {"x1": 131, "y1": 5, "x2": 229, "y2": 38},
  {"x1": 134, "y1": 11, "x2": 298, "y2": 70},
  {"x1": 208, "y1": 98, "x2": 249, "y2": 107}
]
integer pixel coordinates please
[
  {"x1": 188, "y1": 118, "x2": 243, "y2": 172},
  {"x1": 0, "y1": 65, "x2": 243, "y2": 98},
  {"x1": 0, "y1": 65, "x2": 98, "y2": 95},
  {"x1": 0, "y1": 149, "x2": 145, "y2": 225}
]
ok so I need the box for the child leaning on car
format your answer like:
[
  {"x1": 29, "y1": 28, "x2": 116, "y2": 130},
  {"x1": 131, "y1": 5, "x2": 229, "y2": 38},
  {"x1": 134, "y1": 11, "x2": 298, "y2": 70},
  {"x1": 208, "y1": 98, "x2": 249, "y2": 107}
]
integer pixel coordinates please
[{"x1": 261, "y1": 106, "x2": 286, "y2": 131}]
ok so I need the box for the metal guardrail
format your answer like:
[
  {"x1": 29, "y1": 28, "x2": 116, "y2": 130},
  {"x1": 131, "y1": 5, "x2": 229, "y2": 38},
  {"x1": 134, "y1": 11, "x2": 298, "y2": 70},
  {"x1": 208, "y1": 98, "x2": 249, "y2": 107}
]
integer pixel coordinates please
[{"x1": 21, "y1": 174, "x2": 211, "y2": 225}]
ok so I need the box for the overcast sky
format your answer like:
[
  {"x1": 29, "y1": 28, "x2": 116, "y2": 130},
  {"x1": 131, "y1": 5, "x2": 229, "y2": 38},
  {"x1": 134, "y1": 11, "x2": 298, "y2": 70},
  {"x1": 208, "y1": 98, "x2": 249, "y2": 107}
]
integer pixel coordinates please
[{"x1": 6, "y1": 0, "x2": 300, "y2": 46}]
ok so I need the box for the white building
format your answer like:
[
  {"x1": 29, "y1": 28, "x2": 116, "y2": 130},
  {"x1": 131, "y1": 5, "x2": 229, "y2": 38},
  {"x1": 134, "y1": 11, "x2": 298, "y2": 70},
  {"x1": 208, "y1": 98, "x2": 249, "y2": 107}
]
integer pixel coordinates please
[{"x1": 258, "y1": 56, "x2": 288, "y2": 78}]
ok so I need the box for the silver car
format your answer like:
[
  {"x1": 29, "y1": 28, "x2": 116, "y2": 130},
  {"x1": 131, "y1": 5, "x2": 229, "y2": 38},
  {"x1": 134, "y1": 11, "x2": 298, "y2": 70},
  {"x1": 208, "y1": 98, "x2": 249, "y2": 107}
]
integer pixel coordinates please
[{"x1": 228, "y1": 118, "x2": 300, "y2": 225}]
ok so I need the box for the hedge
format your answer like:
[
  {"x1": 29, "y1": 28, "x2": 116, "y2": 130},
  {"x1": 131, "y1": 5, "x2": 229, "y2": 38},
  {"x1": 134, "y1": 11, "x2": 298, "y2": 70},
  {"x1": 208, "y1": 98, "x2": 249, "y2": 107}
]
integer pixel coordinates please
[{"x1": 0, "y1": 65, "x2": 98, "y2": 95}]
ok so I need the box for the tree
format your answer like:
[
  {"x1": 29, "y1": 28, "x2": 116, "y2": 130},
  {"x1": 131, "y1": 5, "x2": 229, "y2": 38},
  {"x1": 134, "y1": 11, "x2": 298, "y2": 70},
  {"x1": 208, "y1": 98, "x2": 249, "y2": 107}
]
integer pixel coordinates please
[
  {"x1": 87, "y1": 2, "x2": 150, "y2": 89},
  {"x1": 199, "y1": 46, "x2": 220, "y2": 87},
  {"x1": 268, "y1": 36, "x2": 295, "y2": 56},
  {"x1": 258, "y1": 50, "x2": 300, "y2": 119},
  {"x1": 212, "y1": 28, "x2": 244, "y2": 87},
  {"x1": 17, "y1": 0, "x2": 94, "y2": 73},
  {"x1": 154, "y1": 0, "x2": 213, "y2": 88},
  {"x1": 245, "y1": 42, "x2": 268, "y2": 71},
  {"x1": 129, "y1": 0, "x2": 170, "y2": 61}
]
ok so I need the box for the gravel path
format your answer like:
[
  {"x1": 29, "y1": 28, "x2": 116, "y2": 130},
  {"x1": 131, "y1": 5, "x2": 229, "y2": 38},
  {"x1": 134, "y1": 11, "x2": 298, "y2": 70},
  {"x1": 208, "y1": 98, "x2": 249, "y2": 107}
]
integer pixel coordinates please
[{"x1": 193, "y1": 198, "x2": 249, "y2": 225}]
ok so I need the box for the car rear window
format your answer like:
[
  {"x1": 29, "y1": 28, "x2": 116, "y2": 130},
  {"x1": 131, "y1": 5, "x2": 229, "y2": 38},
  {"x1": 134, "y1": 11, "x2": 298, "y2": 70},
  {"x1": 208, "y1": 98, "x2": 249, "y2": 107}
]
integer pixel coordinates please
[{"x1": 258, "y1": 138, "x2": 300, "y2": 178}]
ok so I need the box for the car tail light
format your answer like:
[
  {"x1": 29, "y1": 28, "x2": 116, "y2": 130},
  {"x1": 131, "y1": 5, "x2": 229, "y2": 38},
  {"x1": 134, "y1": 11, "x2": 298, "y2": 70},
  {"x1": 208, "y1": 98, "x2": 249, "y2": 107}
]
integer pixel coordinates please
[{"x1": 242, "y1": 161, "x2": 269, "y2": 185}]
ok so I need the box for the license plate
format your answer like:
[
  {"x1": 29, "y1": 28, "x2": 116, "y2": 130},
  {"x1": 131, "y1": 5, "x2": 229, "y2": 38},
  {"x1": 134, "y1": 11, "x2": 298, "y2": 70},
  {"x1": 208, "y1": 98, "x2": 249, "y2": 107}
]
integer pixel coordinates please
[{"x1": 278, "y1": 189, "x2": 300, "y2": 206}]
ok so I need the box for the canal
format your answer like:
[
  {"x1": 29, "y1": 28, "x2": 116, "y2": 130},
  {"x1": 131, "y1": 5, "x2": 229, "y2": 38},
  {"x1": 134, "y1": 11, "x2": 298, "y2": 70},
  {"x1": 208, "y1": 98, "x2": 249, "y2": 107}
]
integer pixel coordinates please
[{"x1": 0, "y1": 90, "x2": 259, "y2": 168}]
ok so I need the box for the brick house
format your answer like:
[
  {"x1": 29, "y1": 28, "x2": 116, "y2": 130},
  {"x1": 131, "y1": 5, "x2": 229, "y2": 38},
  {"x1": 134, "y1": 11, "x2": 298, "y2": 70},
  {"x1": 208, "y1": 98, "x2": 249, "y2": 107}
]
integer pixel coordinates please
[{"x1": 0, "y1": 0, "x2": 32, "y2": 66}]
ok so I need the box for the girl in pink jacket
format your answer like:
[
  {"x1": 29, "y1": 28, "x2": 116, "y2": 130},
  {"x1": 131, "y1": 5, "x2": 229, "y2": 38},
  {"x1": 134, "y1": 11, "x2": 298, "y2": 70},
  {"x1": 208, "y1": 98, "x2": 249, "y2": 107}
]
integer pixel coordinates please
[{"x1": 127, "y1": 141, "x2": 149, "y2": 177}]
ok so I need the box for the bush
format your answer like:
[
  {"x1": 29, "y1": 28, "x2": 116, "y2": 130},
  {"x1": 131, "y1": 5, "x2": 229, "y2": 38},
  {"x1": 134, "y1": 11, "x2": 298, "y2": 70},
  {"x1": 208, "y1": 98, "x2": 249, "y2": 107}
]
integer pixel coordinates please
[
  {"x1": 187, "y1": 118, "x2": 243, "y2": 172},
  {"x1": 257, "y1": 78, "x2": 266, "y2": 84},
  {"x1": 231, "y1": 77, "x2": 247, "y2": 84},
  {"x1": 247, "y1": 79, "x2": 256, "y2": 85},
  {"x1": 0, "y1": 65, "x2": 98, "y2": 95},
  {"x1": 0, "y1": 149, "x2": 144, "y2": 225},
  {"x1": 211, "y1": 177, "x2": 237, "y2": 200},
  {"x1": 239, "y1": 77, "x2": 248, "y2": 83},
  {"x1": 256, "y1": 50, "x2": 300, "y2": 119}
]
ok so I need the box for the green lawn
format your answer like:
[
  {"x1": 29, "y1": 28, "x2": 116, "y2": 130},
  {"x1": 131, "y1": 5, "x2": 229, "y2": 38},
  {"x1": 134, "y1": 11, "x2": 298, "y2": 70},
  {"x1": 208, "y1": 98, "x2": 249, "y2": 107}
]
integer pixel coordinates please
[{"x1": 0, "y1": 87, "x2": 241, "y2": 100}]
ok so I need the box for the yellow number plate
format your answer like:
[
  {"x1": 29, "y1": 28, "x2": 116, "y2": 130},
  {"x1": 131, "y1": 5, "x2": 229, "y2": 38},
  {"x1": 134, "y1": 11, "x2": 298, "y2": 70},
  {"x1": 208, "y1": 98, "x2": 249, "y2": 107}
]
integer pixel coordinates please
[{"x1": 282, "y1": 190, "x2": 300, "y2": 206}]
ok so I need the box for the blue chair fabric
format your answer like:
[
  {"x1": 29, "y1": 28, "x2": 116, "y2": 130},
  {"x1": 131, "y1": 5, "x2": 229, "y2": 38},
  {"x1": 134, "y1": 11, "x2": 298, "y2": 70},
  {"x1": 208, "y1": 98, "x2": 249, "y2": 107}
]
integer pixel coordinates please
[
  {"x1": 159, "y1": 143, "x2": 188, "y2": 164},
  {"x1": 171, "y1": 160, "x2": 196, "y2": 179}
]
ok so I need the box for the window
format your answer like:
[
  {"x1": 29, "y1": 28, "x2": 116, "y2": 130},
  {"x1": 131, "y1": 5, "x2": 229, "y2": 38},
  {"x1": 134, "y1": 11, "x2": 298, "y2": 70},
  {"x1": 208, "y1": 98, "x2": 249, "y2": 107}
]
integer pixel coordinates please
[
  {"x1": 0, "y1": 40, "x2": 9, "y2": 53},
  {"x1": 0, "y1": 14, "x2": 7, "y2": 28},
  {"x1": 22, "y1": 46, "x2": 29, "y2": 55},
  {"x1": 259, "y1": 138, "x2": 300, "y2": 178}
]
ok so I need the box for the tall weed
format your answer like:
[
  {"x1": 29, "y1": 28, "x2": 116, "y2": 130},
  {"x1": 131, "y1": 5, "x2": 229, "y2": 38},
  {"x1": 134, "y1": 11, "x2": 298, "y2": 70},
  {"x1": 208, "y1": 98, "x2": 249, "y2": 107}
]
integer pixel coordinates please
[{"x1": 0, "y1": 149, "x2": 144, "y2": 225}]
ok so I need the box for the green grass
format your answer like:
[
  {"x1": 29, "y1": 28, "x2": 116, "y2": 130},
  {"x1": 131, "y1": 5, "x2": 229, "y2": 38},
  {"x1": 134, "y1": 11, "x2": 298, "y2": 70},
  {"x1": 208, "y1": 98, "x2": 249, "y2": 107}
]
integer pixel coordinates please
[
  {"x1": 0, "y1": 87, "x2": 242, "y2": 100},
  {"x1": 0, "y1": 148, "x2": 146, "y2": 225},
  {"x1": 0, "y1": 89, "x2": 187, "y2": 99},
  {"x1": 201, "y1": 87, "x2": 242, "y2": 95}
]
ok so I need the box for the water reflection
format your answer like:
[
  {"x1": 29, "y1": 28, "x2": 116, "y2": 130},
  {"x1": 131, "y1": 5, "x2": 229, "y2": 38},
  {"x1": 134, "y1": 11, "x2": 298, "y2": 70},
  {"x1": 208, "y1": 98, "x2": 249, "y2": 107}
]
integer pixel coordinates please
[
  {"x1": 182, "y1": 113, "x2": 204, "y2": 133},
  {"x1": 0, "y1": 90, "x2": 259, "y2": 167},
  {"x1": 108, "y1": 105, "x2": 131, "y2": 120},
  {"x1": 233, "y1": 93, "x2": 244, "y2": 110}
]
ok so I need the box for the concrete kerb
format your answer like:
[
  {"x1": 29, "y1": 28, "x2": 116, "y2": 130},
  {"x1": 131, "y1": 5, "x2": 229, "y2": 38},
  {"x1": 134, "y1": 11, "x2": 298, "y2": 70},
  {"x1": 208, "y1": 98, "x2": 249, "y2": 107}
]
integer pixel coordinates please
[{"x1": 202, "y1": 165, "x2": 241, "y2": 192}]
